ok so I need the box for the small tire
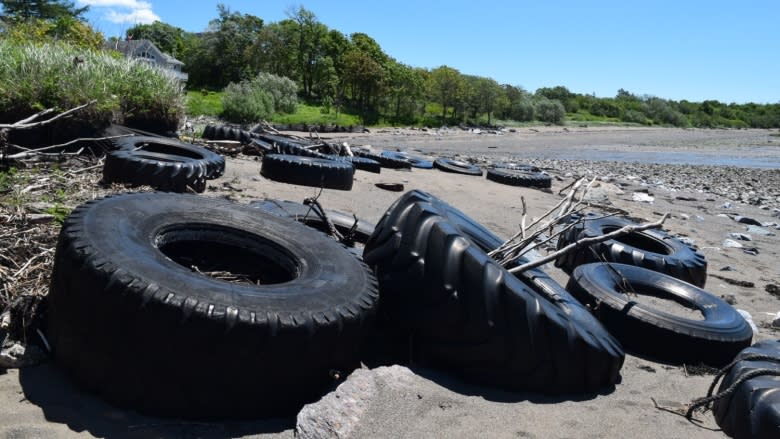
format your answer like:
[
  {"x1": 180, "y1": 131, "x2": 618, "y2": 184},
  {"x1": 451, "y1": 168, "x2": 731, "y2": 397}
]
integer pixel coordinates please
[
  {"x1": 113, "y1": 136, "x2": 225, "y2": 179},
  {"x1": 555, "y1": 213, "x2": 708, "y2": 287},
  {"x1": 363, "y1": 190, "x2": 624, "y2": 394},
  {"x1": 249, "y1": 199, "x2": 375, "y2": 245},
  {"x1": 712, "y1": 340, "x2": 780, "y2": 439},
  {"x1": 433, "y1": 159, "x2": 483, "y2": 176},
  {"x1": 353, "y1": 149, "x2": 412, "y2": 169},
  {"x1": 486, "y1": 168, "x2": 551, "y2": 188},
  {"x1": 261, "y1": 154, "x2": 354, "y2": 190},
  {"x1": 47, "y1": 193, "x2": 378, "y2": 418},
  {"x1": 565, "y1": 262, "x2": 752, "y2": 366},
  {"x1": 381, "y1": 151, "x2": 433, "y2": 169}
]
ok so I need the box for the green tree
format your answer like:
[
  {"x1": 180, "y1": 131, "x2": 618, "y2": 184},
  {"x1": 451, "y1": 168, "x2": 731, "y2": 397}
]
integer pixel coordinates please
[
  {"x1": 188, "y1": 4, "x2": 263, "y2": 88},
  {"x1": 536, "y1": 85, "x2": 576, "y2": 112},
  {"x1": 126, "y1": 21, "x2": 186, "y2": 58},
  {"x1": 0, "y1": 0, "x2": 87, "y2": 22},
  {"x1": 1, "y1": 15, "x2": 102, "y2": 49},
  {"x1": 535, "y1": 98, "x2": 566, "y2": 124},
  {"x1": 429, "y1": 65, "x2": 464, "y2": 120},
  {"x1": 383, "y1": 61, "x2": 425, "y2": 123},
  {"x1": 286, "y1": 5, "x2": 328, "y2": 99}
]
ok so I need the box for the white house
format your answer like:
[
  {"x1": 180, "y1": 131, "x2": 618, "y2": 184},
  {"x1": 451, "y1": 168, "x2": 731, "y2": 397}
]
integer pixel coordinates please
[{"x1": 110, "y1": 39, "x2": 188, "y2": 82}]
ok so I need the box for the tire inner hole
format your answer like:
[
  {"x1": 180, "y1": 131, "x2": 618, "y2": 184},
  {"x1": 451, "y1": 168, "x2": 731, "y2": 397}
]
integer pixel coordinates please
[
  {"x1": 136, "y1": 142, "x2": 204, "y2": 159},
  {"x1": 625, "y1": 283, "x2": 705, "y2": 320},
  {"x1": 156, "y1": 225, "x2": 299, "y2": 285},
  {"x1": 602, "y1": 225, "x2": 671, "y2": 254}
]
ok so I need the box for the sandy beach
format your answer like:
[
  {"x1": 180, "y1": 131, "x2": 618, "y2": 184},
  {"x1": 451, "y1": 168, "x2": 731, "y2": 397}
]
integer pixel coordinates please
[{"x1": 2, "y1": 126, "x2": 779, "y2": 438}]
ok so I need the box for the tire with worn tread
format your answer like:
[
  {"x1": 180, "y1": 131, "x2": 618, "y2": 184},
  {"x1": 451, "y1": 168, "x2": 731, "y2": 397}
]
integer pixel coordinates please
[
  {"x1": 47, "y1": 193, "x2": 378, "y2": 418},
  {"x1": 712, "y1": 340, "x2": 780, "y2": 439},
  {"x1": 433, "y1": 158, "x2": 483, "y2": 176},
  {"x1": 363, "y1": 190, "x2": 624, "y2": 394},
  {"x1": 261, "y1": 154, "x2": 354, "y2": 190},
  {"x1": 555, "y1": 213, "x2": 708, "y2": 287},
  {"x1": 113, "y1": 136, "x2": 225, "y2": 179},
  {"x1": 486, "y1": 168, "x2": 551, "y2": 188},
  {"x1": 566, "y1": 262, "x2": 752, "y2": 366}
]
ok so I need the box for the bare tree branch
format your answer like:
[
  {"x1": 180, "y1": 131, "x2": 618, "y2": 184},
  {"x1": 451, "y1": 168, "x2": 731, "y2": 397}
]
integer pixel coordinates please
[
  {"x1": 0, "y1": 100, "x2": 97, "y2": 130},
  {"x1": 508, "y1": 214, "x2": 669, "y2": 274}
]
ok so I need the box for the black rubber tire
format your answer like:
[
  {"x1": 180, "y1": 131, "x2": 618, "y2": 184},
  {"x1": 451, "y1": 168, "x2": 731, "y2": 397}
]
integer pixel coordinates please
[
  {"x1": 363, "y1": 190, "x2": 624, "y2": 394},
  {"x1": 381, "y1": 151, "x2": 433, "y2": 169},
  {"x1": 565, "y1": 263, "x2": 752, "y2": 366},
  {"x1": 335, "y1": 155, "x2": 381, "y2": 173},
  {"x1": 486, "y1": 168, "x2": 552, "y2": 188},
  {"x1": 555, "y1": 213, "x2": 708, "y2": 287},
  {"x1": 113, "y1": 136, "x2": 225, "y2": 179},
  {"x1": 353, "y1": 149, "x2": 412, "y2": 169},
  {"x1": 712, "y1": 340, "x2": 780, "y2": 439},
  {"x1": 261, "y1": 154, "x2": 354, "y2": 190},
  {"x1": 249, "y1": 199, "x2": 375, "y2": 245},
  {"x1": 103, "y1": 150, "x2": 208, "y2": 193},
  {"x1": 433, "y1": 158, "x2": 483, "y2": 176},
  {"x1": 202, "y1": 124, "x2": 216, "y2": 139},
  {"x1": 491, "y1": 162, "x2": 540, "y2": 172},
  {"x1": 47, "y1": 193, "x2": 378, "y2": 418}
]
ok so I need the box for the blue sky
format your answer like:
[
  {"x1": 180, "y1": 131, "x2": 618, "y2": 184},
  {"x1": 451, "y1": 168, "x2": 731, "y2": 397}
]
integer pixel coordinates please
[{"x1": 78, "y1": 1, "x2": 779, "y2": 104}]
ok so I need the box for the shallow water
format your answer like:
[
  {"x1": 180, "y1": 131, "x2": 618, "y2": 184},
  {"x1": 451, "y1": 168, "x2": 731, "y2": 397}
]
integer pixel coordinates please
[{"x1": 531, "y1": 146, "x2": 780, "y2": 168}]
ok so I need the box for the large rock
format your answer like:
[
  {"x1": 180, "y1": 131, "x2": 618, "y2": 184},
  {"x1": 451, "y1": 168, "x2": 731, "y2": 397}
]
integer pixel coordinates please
[{"x1": 296, "y1": 366, "x2": 418, "y2": 439}]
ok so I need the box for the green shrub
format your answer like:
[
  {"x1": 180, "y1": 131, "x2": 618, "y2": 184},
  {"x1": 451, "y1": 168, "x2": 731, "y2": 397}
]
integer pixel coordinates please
[
  {"x1": 250, "y1": 72, "x2": 298, "y2": 114},
  {"x1": 535, "y1": 99, "x2": 566, "y2": 124},
  {"x1": 0, "y1": 40, "x2": 184, "y2": 129},
  {"x1": 221, "y1": 81, "x2": 273, "y2": 123},
  {"x1": 623, "y1": 109, "x2": 649, "y2": 125},
  {"x1": 511, "y1": 100, "x2": 535, "y2": 122}
]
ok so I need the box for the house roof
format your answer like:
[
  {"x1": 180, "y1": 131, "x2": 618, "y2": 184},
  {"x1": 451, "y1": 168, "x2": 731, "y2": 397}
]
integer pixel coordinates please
[{"x1": 109, "y1": 39, "x2": 184, "y2": 65}]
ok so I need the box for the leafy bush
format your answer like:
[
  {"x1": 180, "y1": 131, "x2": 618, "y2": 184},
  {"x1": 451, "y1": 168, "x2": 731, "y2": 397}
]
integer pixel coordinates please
[
  {"x1": 535, "y1": 99, "x2": 566, "y2": 124},
  {"x1": 623, "y1": 109, "x2": 649, "y2": 125},
  {"x1": 0, "y1": 40, "x2": 184, "y2": 129},
  {"x1": 511, "y1": 100, "x2": 535, "y2": 122},
  {"x1": 221, "y1": 80, "x2": 273, "y2": 123},
  {"x1": 250, "y1": 72, "x2": 298, "y2": 113}
]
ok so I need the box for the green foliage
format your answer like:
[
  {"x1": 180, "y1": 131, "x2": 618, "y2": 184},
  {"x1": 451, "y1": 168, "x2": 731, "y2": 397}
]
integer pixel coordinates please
[
  {"x1": 45, "y1": 204, "x2": 70, "y2": 225},
  {"x1": 221, "y1": 80, "x2": 273, "y2": 123},
  {"x1": 126, "y1": 21, "x2": 186, "y2": 58},
  {"x1": 535, "y1": 99, "x2": 566, "y2": 124},
  {"x1": 1, "y1": 16, "x2": 103, "y2": 49},
  {"x1": 0, "y1": 40, "x2": 184, "y2": 128},
  {"x1": 186, "y1": 90, "x2": 223, "y2": 116},
  {"x1": 270, "y1": 103, "x2": 360, "y2": 126},
  {"x1": 0, "y1": 0, "x2": 88, "y2": 21},
  {"x1": 250, "y1": 72, "x2": 298, "y2": 113}
]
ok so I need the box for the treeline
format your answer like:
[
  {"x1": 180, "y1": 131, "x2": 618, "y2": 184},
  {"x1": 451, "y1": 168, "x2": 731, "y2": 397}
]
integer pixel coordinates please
[{"x1": 3, "y1": 2, "x2": 779, "y2": 127}]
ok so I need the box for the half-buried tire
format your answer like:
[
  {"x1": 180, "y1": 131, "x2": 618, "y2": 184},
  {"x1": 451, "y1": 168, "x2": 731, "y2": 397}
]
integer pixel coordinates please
[
  {"x1": 555, "y1": 213, "x2": 708, "y2": 287},
  {"x1": 261, "y1": 154, "x2": 354, "y2": 190},
  {"x1": 47, "y1": 193, "x2": 379, "y2": 418},
  {"x1": 486, "y1": 168, "x2": 551, "y2": 188},
  {"x1": 433, "y1": 158, "x2": 483, "y2": 176},
  {"x1": 363, "y1": 190, "x2": 624, "y2": 394},
  {"x1": 566, "y1": 262, "x2": 752, "y2": 366}
]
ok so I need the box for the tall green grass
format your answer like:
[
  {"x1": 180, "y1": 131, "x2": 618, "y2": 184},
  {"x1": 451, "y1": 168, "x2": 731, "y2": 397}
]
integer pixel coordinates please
[
  {"x1": 269, "y1": 103, "x2": 360, "y2": 126},
  {"x1": 186, "y1": 90, "x2": 223, "y2": 116},
  {"x1": 0, "y1": 40, "x2": 184, "y2": 127}
]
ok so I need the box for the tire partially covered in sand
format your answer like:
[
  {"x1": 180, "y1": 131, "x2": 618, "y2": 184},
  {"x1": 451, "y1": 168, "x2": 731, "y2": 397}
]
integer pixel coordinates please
[
  {"x1": 363, "y1": 190, "x2": 624, "y2": 394},
  {"x1": 47, "y1": 193, "x2": 378, "y2": 418}
]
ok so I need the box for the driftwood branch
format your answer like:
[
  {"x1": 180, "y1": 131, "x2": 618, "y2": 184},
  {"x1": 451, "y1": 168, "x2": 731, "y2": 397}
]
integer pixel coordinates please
[
  {"x1": 508, "y1": 214, "x2": 669, "y2": 274},
  {"x1": 5, "y1": 134, "x2": 131, "y2": 160},
  {"x1": 0, "y1": 100, "x2": 97, "y2": 130}
]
